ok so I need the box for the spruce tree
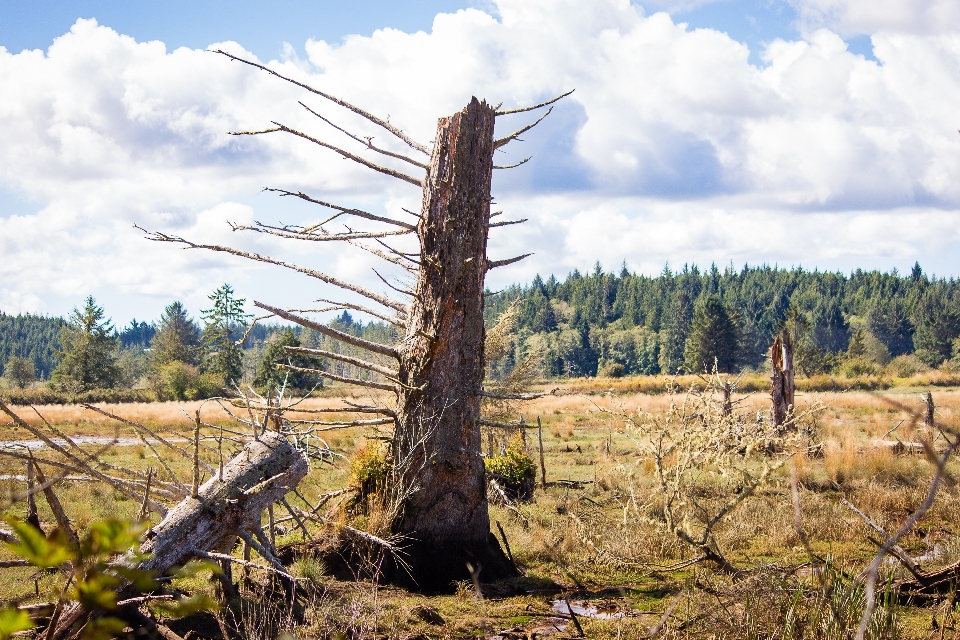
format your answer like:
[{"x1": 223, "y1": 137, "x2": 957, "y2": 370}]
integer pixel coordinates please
[
  {"x1": 683, "y1": 294, "x2": 739, "y2": 373},
  {"x1": 252, "y1": 328, "x2": 323, "y2": 392},
  {"x1": 199, "y1": 284, "x2": 249, "y2": 386},
  {"x1": 151, "y1": 301, "x2": 201, "y2": 367},
  {"x1": 51, "y1": 296, "x2": 120, "y2": 391}
]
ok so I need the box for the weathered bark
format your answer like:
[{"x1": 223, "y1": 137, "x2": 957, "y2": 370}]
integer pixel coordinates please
[
  {"x1": 923, "y1": 391, "x2": 935, "y2": 428},
  {"x1": 391, "y1": 97, "x2": 516, "y2": 592},
  {"x1": 770, "y1": 332, "x2": 795, "y2": 428},
  {"x1": 140, "y1": 430, "x2": 308, "y2": 574},
  {"x1": 51, "y1": 431, "x2": 308, "y2": 640}
]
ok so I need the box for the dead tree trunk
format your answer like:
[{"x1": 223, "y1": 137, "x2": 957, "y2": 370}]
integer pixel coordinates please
[
  {"x1": 50, "y1": 431, "x2": 308, "y2": 640},
  {"x1": 392, "y1": 98, "x2": 515, "y2": 591},
  {"x1": 148, "y1": 55, "x2": 568, "y2": 592},
  {"x1": 770, "y1": 331, "x2": 795, "y2": 428},
  {"x1": 923, "y1": 391, "x2": 935, "y2": 429}
]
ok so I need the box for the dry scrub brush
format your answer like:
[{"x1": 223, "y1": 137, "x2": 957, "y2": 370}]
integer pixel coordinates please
[{"x1": 588, "y1": 375, "x2": 817, "y2": 575}]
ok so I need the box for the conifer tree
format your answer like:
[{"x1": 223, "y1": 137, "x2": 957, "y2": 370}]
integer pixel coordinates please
[
  {"x1": 51, "y1": 296, "x2": 120, "y2": 391},
  {"x1": 150, "y1": 301, "x2": 201, "y2": 366},
  {"x1": 198, "y1": 285, "x2": 249, "y2": 386},
  {"x1": 252, "y1": 328, "x2": 323, "y2": 392},
  {"x1": 683, "y1": 294, "x2": 739, "y2": 373}
]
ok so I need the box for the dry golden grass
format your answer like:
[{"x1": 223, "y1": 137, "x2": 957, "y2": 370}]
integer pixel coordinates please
[{"x1": 4, "y1": 382, "x2": 960, "y2": 639}]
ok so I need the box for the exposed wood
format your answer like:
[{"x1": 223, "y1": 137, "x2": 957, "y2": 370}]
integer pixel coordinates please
[
  {"x1": 392, "y1": 98, "x2": 516, "y2": 592},
  {"x1": 923, "y1": 391, "x2": 935, "y2": 428},
  {"x1": 770, "y1": 332, "x2": 795, "y2": 428},
  {"x1": 537, "y1": 417, "x2": 547, "y2": 490},
  {"x1": 138, "y1": 430, "x2": 308, "y2": 576}
]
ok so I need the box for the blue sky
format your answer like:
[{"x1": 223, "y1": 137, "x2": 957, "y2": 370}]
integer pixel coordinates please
[{"x1": 1, "y1": 0, "x2": 959, "y2": 324}]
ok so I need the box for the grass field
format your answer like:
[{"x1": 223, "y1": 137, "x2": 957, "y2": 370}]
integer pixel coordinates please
[{"x1": 3, "y1": 378, "x2": 960, "y2": 638}]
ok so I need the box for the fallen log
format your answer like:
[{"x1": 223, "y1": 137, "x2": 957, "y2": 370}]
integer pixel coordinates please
[
  {"x1": 50, "y1": 431, "x2": 309, "y2": 640},
  {"x1": 139, "y1": 430, "x2": 309, "y2": 574},
  {"x1": 893, "y1": 559, "x2": 960, "y2": 604}
]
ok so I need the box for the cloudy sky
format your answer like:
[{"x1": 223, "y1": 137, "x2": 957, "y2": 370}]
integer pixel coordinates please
[{"x1": 2, "y1": 0, "x2": 960, "y2": 326}]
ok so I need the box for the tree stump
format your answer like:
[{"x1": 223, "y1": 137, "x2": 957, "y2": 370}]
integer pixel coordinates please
[
  {"x1": 770, "y1": 332, "x2": 795, "y2": 428},
  {"x1": 391, "y1": 97, "x2": 516, "y2": 592}
]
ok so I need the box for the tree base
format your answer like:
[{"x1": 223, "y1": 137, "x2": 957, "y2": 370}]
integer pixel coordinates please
[{"x1": 389, "y1": 532, "x2": 519, "y2": 594}]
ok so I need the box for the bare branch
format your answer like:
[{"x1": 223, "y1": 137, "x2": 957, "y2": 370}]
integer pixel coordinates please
[
  {"x1": 80, "y1": 403, "x2": 211, "y2": 472},
  {"x1": 487, "y1": 254, "x2": 533, "y2": 270},
  {"x1": 292, "y1": 418, "x2": 395, "y2": 430},
  {"x1": 299, "y1": 101, "x2": 427, "y2": 169},
  {"x1": 0, "y1": 399, "x2": 168, "y2": 515},
  {"x1": 277, "y1": 363, "x2": 397, "y2": 392},
  {"x1": 489, "y1": 218, "x2": 528, "y2": 228},
  {"x1": 478, "y1": 418, "x2": 537, "y2": 430},
  {"x1": 855, "y1": 434, "x2": 960, "y2": 640},
  {"x1": 283, "y1": 405, "x2": 395, "y2": 417},
  {"x1": 494, "y1": 107, "x2": 554, "y2": 149},
  {"x1": 283, "y1": 345, "x2": 398, "y2": 378},
  {"x1": 231, "y1": 221, "x2": 412, "y2": 241},
  {"x1": 348, "y1": 239, "x2": 417, "y2": 273},
  {"x1": 140, "y1": 229, "x2": 407, "y2": 314},
  {"x1": 494, "y1": 157, "x2": 531, "y2": 169},
  {"x1": 316, "y1": 298, "x2": 405, "y2": 326},
  {"x1": 237, "y1": 122, "x2": 423, "y2": 187},
  {"x1": 214, "y1": 49, "x2": 431, "y2": 154},
  {"x1": 263, "y1": 189, "x2": 416, "y2": 231},
  {"x1": 255, "y1": 301, "x2": 400, "y2": 359},
  {"x1": 32, "y1": 463, "x2": 79, "y2": 549},
  {"x1": 496, "y1": 89, "x2": 575, "y2": 115},
  {"x1": 480, "y1": 389, "x2": 556, "y2": 400},
  {"x1": 372, "y1": 267, "x2": 414, "y2": 296}
]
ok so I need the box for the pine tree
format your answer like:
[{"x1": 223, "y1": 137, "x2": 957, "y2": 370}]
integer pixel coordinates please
[
  {"x1": 151, "y1": 302, "x2": 201, "y2": 367},
  {"x1": 199, "y1": 285, "x2": 250, "y2": 386},
  {"x1": 659, "y1": 291, "x2": 693, "y2": 374},
  {"x1": 51, "y1": 296, "x2": 120, "y2": 391},
  {"x1": 683, "y1": 295, "x2": 739, "y2": 373}
]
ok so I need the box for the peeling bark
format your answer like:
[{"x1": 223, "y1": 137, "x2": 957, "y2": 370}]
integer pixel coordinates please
[{"x1": 391, "y1": 98, "x2": 516, "y2": 592}]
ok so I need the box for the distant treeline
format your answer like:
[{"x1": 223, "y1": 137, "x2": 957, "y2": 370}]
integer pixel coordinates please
[
  {"x1": 3, "y1": 262, "x2": 960, "y2": 385},
  {"x1": 483, "y1": 262, "x2": 960, "y2": 377},
  {"x1": 0, "y1": 313, "x2": 65, "y2": 379}
]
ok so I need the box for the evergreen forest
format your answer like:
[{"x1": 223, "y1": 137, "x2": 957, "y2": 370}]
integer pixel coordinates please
[{"x1": 2, "y1": 262, "x2": 960, "y2": 399}]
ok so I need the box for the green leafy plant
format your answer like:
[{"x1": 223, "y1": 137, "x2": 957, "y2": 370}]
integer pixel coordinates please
[
  {"x1": 1, "y1": 516, "x2": 215, "y2": 640},
  {"x1": 485, "y1": 434, "x2": 536, "y2": 500}
]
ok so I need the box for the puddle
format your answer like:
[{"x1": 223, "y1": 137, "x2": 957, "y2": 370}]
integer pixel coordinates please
[
  {"x1": 0, "y1": 436, "x2": 185, "y2": 450},
  {"x1": 551, "y1": 598, "x2": 623, "y2": 620},
  {"x1": 0, "y1": 474, "x2": 96, "y2": 482}
]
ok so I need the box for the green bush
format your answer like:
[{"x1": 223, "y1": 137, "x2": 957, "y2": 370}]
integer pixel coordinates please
[
  {"x1": 837, "y1": 357, "x2": 882, "y2": 378},
  {"x1": 597, "y1": 362, "x2": 626, "y2": 378},
  {"x1": 349, "y1": 443, "x2": 390, "y2": 507},
  {"x1": 486, "y1": 434, "x2": 536, "y2": 500},
  {"x1": 885, "y1": 354, "x2": 929, "y2": 378}
]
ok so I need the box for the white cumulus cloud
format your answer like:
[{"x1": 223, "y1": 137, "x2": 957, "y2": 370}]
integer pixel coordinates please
[{"x1": 1, "y1": 1, "x2": 960, "y2": 322}]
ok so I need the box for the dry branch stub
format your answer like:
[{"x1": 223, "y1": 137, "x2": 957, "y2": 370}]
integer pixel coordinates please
[{"x1": 390, "y1": 97, "x2": 516, "y2": 592}]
